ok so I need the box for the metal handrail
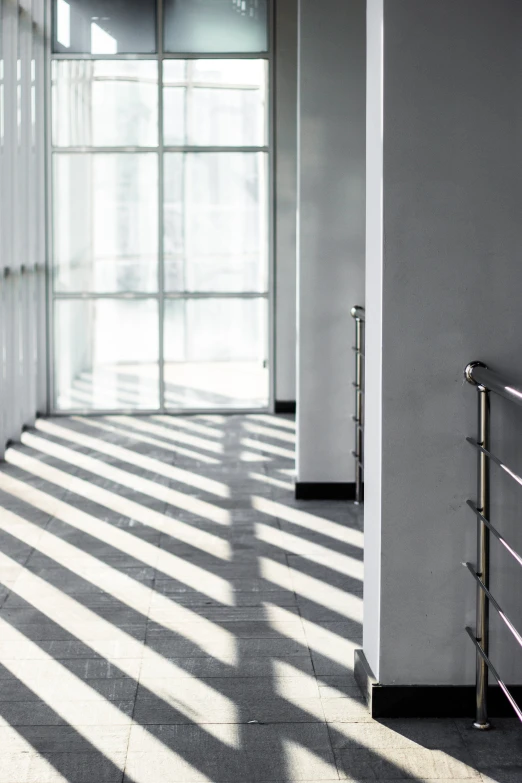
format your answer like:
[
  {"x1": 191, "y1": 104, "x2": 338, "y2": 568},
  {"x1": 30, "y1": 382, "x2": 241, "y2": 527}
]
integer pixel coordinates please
[
  {"x1": 351, "y1": 306, "x2": 365, "y2": 504},
  {"x1": 465, "y1": 360, "x2": 522, "y2": 729},
  {"x1": 465, "y1": 362, "x2": 522, "y2": 408}
]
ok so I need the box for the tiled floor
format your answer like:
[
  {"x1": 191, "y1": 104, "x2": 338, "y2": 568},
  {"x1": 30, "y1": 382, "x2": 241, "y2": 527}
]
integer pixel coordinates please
[{"x1": 0, "y1": 413, "x2": 518, "y2": 782}]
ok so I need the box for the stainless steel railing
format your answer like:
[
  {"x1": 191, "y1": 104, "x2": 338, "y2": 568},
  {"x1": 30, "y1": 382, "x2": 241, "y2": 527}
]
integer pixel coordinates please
[
  {"x1": 465, "y1": 361, "x2": 522, "y2": 729},
  {"x1": 351, "y1": 306, "x2": 365, "y2": 504}
]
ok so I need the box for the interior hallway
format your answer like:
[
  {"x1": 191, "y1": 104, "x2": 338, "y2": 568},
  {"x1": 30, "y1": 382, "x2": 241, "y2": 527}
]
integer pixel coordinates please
[{"x1": 0, "y1": 413, "x2": 516, "y2": 782}]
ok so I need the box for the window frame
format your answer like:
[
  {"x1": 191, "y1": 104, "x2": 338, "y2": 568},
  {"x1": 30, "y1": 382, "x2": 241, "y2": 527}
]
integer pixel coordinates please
[{"x1": 45, "y1": 0, "x2": 275, "y2": 415}]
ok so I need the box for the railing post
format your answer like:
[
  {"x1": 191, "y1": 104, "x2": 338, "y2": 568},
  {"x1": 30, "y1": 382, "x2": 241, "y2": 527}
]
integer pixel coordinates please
[
  {"x1": 474, "y1": 382, "x2": 491, "y2": 730},
  {"x1": 464, "y1": 360, "x2": 522, "y2": 726},
  {"x1": 351, "y1": 306, "x2": 365, "y2": 504}
]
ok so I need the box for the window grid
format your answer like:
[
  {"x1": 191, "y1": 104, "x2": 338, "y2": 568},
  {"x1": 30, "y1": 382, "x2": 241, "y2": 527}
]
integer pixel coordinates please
[{"x1": 48, "y1": 0, "x2": 273, "y2": 415}]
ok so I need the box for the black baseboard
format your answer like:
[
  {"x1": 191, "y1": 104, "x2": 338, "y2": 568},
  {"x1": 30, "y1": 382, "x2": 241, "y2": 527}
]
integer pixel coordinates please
[
  {"x1": 295, "y1": 482, "x2": 357, "y2": 500},
  {"x1": 354, "y1": 649, "x2": 522, "y2": 718},
  {"x1": 274, "y1": 400, "x2": 296, "y2": 414}
]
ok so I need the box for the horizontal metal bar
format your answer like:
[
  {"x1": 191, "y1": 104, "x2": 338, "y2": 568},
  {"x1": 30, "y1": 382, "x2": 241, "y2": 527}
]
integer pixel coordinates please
[
  {"x1": 48, "y1": 406, "x2": 271, "y2": 418},
  {"x1": 161, "y1": 83, "x2": 263, "y2": 92},
  {"x1": 53, "y1": 292, "x2": 158, "y2": 300},
  {"x1": 53, "y1": 291, "x2": 269, "y2": 300},
  {"x1": 161, "y1": 53, "x2": 271, "y2": 60},
  {"x1": 465, "y1": 563, "x2": 522, "y2": 649},
  {"x1": 467, "y1": 500, "x2": 522, "y2": 569},
  {"x1": 165, "y1": 291, "x2": 269, "y2": 299},
  {"x1": 465, "y1": 362, "x2": 522, "y2": 408},
  {"x1": 51, "y1": 53, "x2": 160, "y2": 60},
  {"x1": 465, "y1": 627, "x2": 522, "y2": 723},
  {"x1": 167, "y1": 146, "x2": 268, "y2": 153},
  {"x1": 52, "y1": 147, "x2": 158, "y2": 154},
  {"x1": 52, "y1": 146, "x2": 269, "y2": 154},
  {"x1": 51, "y1": 53, "x2": 270, "y2": 61},
  {"x1": 467, "y1": 437, "x2": 522, "y2": 488},
  {"x1": 350, "y1": 305, "x2": 365, "y2": 321}
]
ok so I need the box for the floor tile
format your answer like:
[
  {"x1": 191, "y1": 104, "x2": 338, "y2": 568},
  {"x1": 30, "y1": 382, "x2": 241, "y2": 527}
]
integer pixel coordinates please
[
  {"x1": 133, "y1": 693, "x2": 326, "y2": 725},
  {"x1": 0, "y1": 699, "x2": 134, "y2": 725},
  {"x1": 126, "y1": 722, "x2": 338, "y2": 781},
  {"x1": 138, "y1": 654, "x2": 314, "y2": 679},
  {"x1": 328, "y1": 719, "x2": 465, "y2": 749},
  {"x1": 322, "y1": 692, "x2": 373, "y2": 722},
  {"x1": 146, "y1": 620, "x2": 307, "y2": 642},
  {"x1": 0, "y1": 414, "x2": 501, "y2": 783},
  {"x1": 480, "y1": 770, "x2": 522, "y2": 782},
  {"x1": 26, "y1": 751, "x2": 126, "y2": 783},
  {"x1": 334, "y1": 746, "x2": 481, "y2": 779},
  {"x1": 0, "y1": 724, "x2": 130, "y2": 754},
  {"x1": 0, "y1": 676, "x2": 137, "y2": 701}
]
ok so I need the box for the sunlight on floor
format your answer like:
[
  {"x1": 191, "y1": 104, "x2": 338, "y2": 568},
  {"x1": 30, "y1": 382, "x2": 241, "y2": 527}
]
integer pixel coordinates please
[
  {"x1": 20, "y1": 431, "x2": 231, "y2": 526},
  {"x1": 7, "y1": 448, "x2": 232, "y2": 554},
  {"x1": 0, "y1": 413, "x2": 501, "y2": 783},
  {"x1": 39, "y1": 418, "x2": 231, "y2": 498}
]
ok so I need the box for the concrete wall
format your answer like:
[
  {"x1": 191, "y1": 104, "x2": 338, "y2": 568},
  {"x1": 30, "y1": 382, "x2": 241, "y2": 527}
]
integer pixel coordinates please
[
  {"x1": 296, "y1": 0, "x2": 366, "y2": 483},
  {"x1": 365, "y1": 0, "x2": 522, "y2": 685},
  {"x1": 274, "y1": 0, "x2": 298, "y2": 404}
]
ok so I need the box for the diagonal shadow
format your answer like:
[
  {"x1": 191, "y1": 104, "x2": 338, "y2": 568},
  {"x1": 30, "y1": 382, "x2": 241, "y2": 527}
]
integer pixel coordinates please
[
  {"x1": 0, "y1": 413, "x2": 490, "y2": 782},
  {"x1": 0, "y1": 659, "x2": 136, "y2": 783}
]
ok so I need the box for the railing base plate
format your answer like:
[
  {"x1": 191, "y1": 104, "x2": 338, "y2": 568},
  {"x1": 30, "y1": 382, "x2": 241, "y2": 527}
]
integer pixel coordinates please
[{"x1": 472, "y1": 721, "x2": 492, "y2": 730}]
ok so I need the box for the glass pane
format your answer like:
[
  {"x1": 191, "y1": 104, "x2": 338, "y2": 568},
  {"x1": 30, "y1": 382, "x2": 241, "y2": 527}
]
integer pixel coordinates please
[
  {"x1": 53, "y1": 153, "x2": 158, "y2": 293},
  {"x1": 164, "y1": 0, "x2": 268, "y2": 53},
  {"x1": 52, "y1": 0, "x2": 157, "y2": 54},
  {"x1": 164, "y1": 297, "x2": 268, "y2": 409},
  {"x1": 163, "y1": 60, "x2": 186, "y2": 147},
  {"x1": 164, "y1": 152, "x2": 268, "y2": 292},
  {"x1": 52, "y1": 61, "x2": 158, "y2": 148},
  {"x1": 54, "y1": 299, "x2": 159, "y2": 410},
  {"x1": 163, "y1": 60, "x2": 267, "y2": 147}
]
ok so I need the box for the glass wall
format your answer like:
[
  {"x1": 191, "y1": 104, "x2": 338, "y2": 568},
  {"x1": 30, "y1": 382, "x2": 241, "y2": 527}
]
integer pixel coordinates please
[
  {"x1": 0, "y1": 0, "x2": 47, "y2": 455},
  {"x1": 50, "y1": 0, "x2": 270, "y2": 412}
]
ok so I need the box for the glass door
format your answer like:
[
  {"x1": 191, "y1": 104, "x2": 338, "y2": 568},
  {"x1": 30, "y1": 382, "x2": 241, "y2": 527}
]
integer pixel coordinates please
[{"x1": 49, "y1": 0, "x2": 271, "y2": 413}]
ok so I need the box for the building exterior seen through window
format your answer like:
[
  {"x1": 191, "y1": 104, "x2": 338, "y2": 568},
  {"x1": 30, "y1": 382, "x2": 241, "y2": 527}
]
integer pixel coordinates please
[{"x1": 51, "y1": 0, "x2": 270, "y2": 412}]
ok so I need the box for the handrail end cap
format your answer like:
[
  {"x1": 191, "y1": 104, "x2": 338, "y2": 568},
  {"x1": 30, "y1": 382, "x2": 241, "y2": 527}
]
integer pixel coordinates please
[{"x1": 465, "y1": 361, "x2": 488, "y2": 385}]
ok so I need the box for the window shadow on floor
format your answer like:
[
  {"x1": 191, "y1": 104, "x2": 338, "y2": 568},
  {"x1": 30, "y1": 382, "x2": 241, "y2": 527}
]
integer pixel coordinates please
[{"x1": 0, "y1": 413, "x2": 514, "y2": 782}]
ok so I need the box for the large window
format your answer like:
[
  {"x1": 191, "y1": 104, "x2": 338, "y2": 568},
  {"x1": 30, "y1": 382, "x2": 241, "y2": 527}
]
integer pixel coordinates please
[{"x1": 50, "y1": 0, "x2": 270, "y2": 412}]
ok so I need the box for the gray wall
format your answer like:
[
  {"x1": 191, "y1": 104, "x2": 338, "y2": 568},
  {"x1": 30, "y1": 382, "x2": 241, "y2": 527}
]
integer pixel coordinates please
[
  {"x1": 365, "y1": 0, "x2": 522, "y2": 684},
  {"x1": 274, "y1": 0, "x2": 298, "y2": 404},
  {"x1": 296, "y1": 0, "x2": 366, "y2": 483}
]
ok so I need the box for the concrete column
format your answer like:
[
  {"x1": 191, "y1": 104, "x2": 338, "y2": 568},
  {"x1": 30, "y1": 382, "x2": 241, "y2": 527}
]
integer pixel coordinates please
[
  {"x1": 274, "y1": 0, "x2": 298, "y2": 407},
  {"x1": 296, "y1": 0, "x2": 366, "y2": 488},
  {"x1": 365, "y1": 0, "x2": 522, "y2": 685}
]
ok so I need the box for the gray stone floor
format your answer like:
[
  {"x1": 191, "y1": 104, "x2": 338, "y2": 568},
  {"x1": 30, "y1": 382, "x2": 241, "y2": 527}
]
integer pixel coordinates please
[{"x1": 0, "y1": 413, "x2": 517, "y2": 782}]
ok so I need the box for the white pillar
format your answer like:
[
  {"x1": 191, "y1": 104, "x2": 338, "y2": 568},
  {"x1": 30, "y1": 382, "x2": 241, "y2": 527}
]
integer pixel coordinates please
[
  {"x1": 296, "y1": 0, "x2": 366, "y2": 488},
  {"x1": 365, "y1": 0, "x2": 522, "y2": 686},
  {"x1": 274, "y1": 0, "x2": 298, "y2": 407}
]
